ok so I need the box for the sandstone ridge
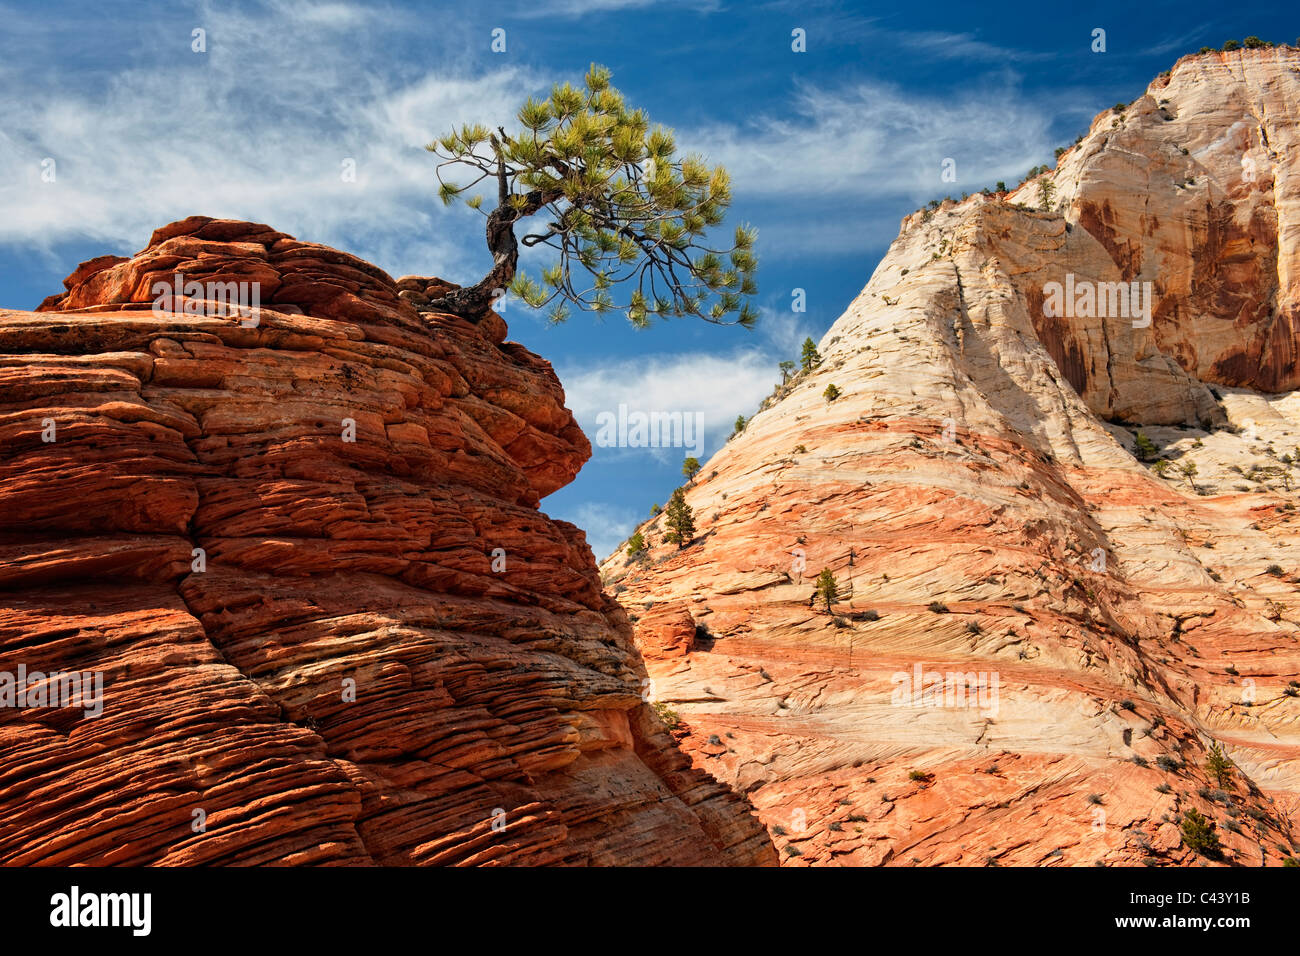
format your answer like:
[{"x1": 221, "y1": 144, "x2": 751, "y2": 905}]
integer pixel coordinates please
[{"x1": 601, "y1": 47, "x2": 1300, "y2": 867}]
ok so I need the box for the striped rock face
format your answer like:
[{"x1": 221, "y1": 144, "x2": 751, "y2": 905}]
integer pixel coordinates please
[
  {"x1": 0, "y1": 216, "x2": 775, "y2": 867},
  {"x1": 600, "y1": 49, "x2": 1300, "y2": 867}
]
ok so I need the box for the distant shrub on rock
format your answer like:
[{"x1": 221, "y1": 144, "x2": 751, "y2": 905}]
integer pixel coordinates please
[
  {"x1": 626, "y1": 531, "x2": 646, "y2": 557},
  {"x1": 663, "y1": 488, "x2": 696, "y2": 548},
  {"x1": 801, "y1": 336, "x2": 822, "y2": 371},
  {"x1": 1180, "y1": 808, "x2": 1221, "y2": 857},
  {"x1": 1134, "y1": 431, "x2": 1158, "y2": 461},
  {"x1": 814, "y1": 568, "x2": 838, "y2": 612}
]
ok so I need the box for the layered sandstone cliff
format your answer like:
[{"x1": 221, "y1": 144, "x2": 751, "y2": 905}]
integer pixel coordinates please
[
  {"x1": 601, "y1": 47, "x2": 1300, "y2": 866},
  {"x1": 0, "y1": 216, "x2": 775, "y2": 866}
]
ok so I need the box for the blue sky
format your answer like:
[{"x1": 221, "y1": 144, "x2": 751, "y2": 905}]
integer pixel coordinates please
[{"x1": 2, "y1": 0, "x2": 1296, "y2": 558}]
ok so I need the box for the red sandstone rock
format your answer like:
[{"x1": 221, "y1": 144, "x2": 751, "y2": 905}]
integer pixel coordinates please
[
  {"x1": 632, "y1": 603, "x2": 697, "y2": 659},
  {"x1": 0, "y1": 218, "x2": 775, "y2": 867}
]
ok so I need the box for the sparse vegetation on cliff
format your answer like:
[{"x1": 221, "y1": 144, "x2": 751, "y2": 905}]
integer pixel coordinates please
[{"x1": 652, "y1": 701, "x2": 681, "y2": 730}]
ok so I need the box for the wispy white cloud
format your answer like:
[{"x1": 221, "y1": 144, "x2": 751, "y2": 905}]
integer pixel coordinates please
[
  {"x1": 549, "y1": 341, "x2": 785, "y2": 561},
  {"x1": 1138, "y1": 25, "x2": 1218, "y2": 58},
  {"x1": 558, "y1": 346, "x2": 779, "y2": 461},
  {"x1": 551, "y1": 301, "x2": 815, "y2": 558},
  {"x1": 0, "y1": 1, "x2": 536, "y2": 279},
  {"x1": 0, "y1": 0, "x2": 1071, "y2": 283},
  {"x1": 758, "y1": 303, "x2": 819, "y2": 357},
  {"x1": 509, "y1": 0, "x2": 721, "y2": 18},
  {"x1": 552, "y1": 500, "x2": 642, "y2": 562},
  {"x1": 892, "y1": 30, "x2": 1053, "y2": 63},
  {"x1": 691, "y1": 77, "x2": 1079, "y2": 205}
]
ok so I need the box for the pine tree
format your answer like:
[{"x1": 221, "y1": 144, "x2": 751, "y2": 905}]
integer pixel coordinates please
[
  {"x1": 800, "y1": 336, "x2": 821, "y2": 372},
  {"x1": 779, "y1": 360, "x2": 795, "y2": 384},
  {"x1": 733, "y1": 415, "x2": 746, "y2": 436},
  {"x1": 823, "y1": 383, "x2": 841, "y2": 402},
  {"x1": 1037, "y1": 178, "x2": 1056, "y2": 211},
  {"x1": 427, "y1": 64, "x2": 758, "y2": 326},
  {"x1": 663, "y1": 488, "x2": 695, "y2": 548},
  {"x1": 814, "y1": 568, "x2": 838, "y2": 612},
  {"x1": 1180, "y1": 808, "x2": 1221, "y2": 857},
  {"x1": 1205, "y1": 741, "x2": 1233, "y2": 788},
  {"x1": 626, "y1": 531, "x2": 646, "y2": 557},
  {"x1": 682, "y1": 456, "x2": 701, "y2": 481}
]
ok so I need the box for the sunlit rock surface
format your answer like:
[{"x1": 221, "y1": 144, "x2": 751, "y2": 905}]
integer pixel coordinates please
[
  {"x1": 0, "y1": 217, "x2": 775, "y2": 867},
  {"x1": 600, "y1": 48, "x2": 1300, "y2": 867}
]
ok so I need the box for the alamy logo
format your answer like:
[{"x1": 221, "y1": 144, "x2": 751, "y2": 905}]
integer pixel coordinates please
[
  {"x1": 0, "y1": 665, "x2": 103, "y2": 717},
  {"x1": 1042, "y1": 273, "x2": 1153, "y2": 328},
  {"x1": 891, "y1": 663, "x2": 1000, "y2": 717},
  {"x1": 152, "y1": 272, "x2": 261, "y2": 327},
  {"x1": 50, "y1": 886, "x2": 151, "y2": 936},
  {"x1": 594, "y1": 403, "x2": 705, "y2": 458}
]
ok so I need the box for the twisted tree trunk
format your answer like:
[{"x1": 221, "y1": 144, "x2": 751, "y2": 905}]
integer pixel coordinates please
[
  {"x1": 426, "y1": 203, "x2": 522, "y2": 319},
  {"x1": 427, "y1": 133, "x2": 558, "y2": 321}
]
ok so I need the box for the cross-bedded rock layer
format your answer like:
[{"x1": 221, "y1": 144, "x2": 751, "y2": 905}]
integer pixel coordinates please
[
  {"x1": 601, "y1": 48, "x2": 1300, "y2": 867},
  {"x1": 0, "y1": 216, "x2": 775, "y2": 866}
]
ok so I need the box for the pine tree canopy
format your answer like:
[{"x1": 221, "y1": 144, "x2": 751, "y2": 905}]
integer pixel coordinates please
[
  {"x1": 663, "y1": 487, "x2": 695, "y2": 547},
  {"x1": 426, "y1": 63, "x2": 758, "y2": 328},
  {"x1": 800, "y1": 336, "x2": 821, "y2": 370},
  {"x1": 815, "y1": 568, "x2": 838, "y2": 611}
]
